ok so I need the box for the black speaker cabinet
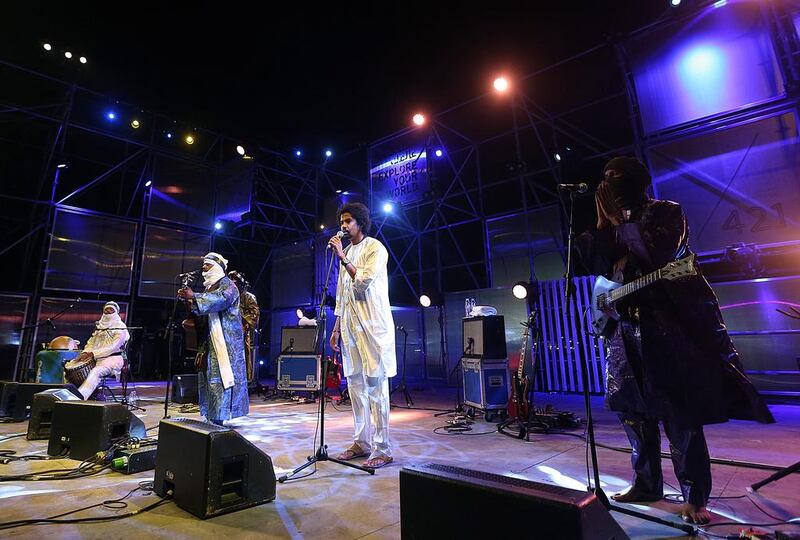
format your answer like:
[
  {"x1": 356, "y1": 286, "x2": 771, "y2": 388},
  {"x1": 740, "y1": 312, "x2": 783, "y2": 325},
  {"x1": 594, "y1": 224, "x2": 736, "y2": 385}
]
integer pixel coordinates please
[
  {"x1": 280, "y1": 325, "x2": 319, "y2": 354},
  {"x1": 0, "y1": 382, "x2": 79, "y2": 421},
  {"x1": 47, "y1": 401, "x2": 134, "y2": 460},
  {"x1": 171, "y1": 374, "x2": 199, "y2": 404},
  {"x1": 27, "y1": 388, "x2": 83, "y2": 440},
  {"x1": 462, "y1": 316, "x2": 507, "y2": 359},
  {"x1": 154, "y1": 418, "x2": 276, "y2": 519},
  {"x1": 400, "y1": 463, "x2": 629, "y2": 540}
]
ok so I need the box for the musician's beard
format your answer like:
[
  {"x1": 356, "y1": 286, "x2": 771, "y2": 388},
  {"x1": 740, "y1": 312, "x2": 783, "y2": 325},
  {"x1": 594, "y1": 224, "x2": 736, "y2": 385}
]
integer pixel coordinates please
[{"x1": 203, "y1": 264, "x2": 225, "y2": 289}]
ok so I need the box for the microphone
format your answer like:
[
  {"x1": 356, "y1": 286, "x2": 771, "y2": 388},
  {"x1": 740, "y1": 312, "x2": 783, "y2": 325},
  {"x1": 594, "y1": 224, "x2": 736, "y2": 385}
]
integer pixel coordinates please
[
  {"x1": 326, "y1": 230, "x2": 349, "y2": 249},
  {"x1": 75, "y1": 297, "x2": 82, "y2": 302},
  {"x1": 396, "y1": 325, "x2": 407, "y2": 334},
  {"x1": 557, "y1": 182, "x2": 589, "y2": 193},
  {"x1": 177, "y1": 270, "x2": 200, "y2": 278}
]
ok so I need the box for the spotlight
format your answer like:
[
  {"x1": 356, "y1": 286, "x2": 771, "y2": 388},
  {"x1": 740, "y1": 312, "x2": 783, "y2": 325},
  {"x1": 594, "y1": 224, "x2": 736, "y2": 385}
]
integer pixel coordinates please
[
  {"x1": 320, "y1": 224, "x2": 325, "y2": 230},
  {"x1": 64, "y1": 51, "x2": 73, "y2": 59},
  {"x1": 106, "y1": 111, "x2": 116, "y2": 121},
  {"x1": 512, "y1": 281, "x2": 529, "y2": 300},
  {"x1": 670, "y1": 0, "x2": 681, "y2": 5},
  {"x1": 236, "y1": 145, "x2": 246, "y2": 156},
  {"x1": 130, "y1": 119, "x2": 140, "y2": 129},
  {"x1": 493, "y1": 77, "x2": 509, "y2": 92},
  {"x1": 335, "y1": 189, "x2": 342, "y2": 194},
  {"x1": 419, "y1": 294, "x2": 432, "y2": 308},
  {"x1": 165, "y1": 132, "x2": 173, "y2": 139},
  {"x1": 214, "y1": 221, "x2": 222, "y2": 230},
  {"x1": 79, "y1": 56, "x2": 87, "y2": 64},
  {"x1": 144, "y1": 180, "x2": 152, "y2": 187},
  {"x1": 412, "y1": 113, "x2": 426, "y2": 126},
  {"x1": 419, "y1": 291, "x2": 443, "y2": 308},
  {"x1": 713, "y1": 0, "x2": 726, "y2": 7},
  {"x1": 56, "y1": 163, "x2": 67, "y2": 169},
  {"x1": 43, "y1": 43, "x2": 52, "y2": 51},
  {"x1": 325, "y1": 149, "x2": 333, "y2": 158},
  {"x1": 383, "y1": 202, "x2": 393, "y2": 213},
  {"x1": 259, "y1": 360, "x2": 264, "y2": 365},
  {"x1": 342, "y1": 191, "x2": 350, "y2": 195},
  {"x1": 185, "y1": 135, "x2": 195, "y2": 145},
  {"x1": 434, "y1": 149, "x2": 443, "y2": 157},
  {"x1": 554, "y1": 153, "x2": 561, "y2": 162},
  {"x1": 295, "y1": 149, "x2": 302, "y2": 157}
]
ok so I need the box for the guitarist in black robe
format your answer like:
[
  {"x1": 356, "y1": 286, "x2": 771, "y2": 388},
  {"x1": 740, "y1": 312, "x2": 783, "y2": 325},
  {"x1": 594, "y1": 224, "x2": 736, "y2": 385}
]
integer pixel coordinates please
[{"x1": 575, "y1": 157, "x2": 773, "y2": 524}]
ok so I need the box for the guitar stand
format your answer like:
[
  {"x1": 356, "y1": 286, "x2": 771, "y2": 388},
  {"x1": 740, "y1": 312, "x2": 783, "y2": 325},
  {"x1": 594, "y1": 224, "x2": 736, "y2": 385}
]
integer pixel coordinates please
[{"x1": 390, "y1": 327, "x2": 413, "y2": 408}]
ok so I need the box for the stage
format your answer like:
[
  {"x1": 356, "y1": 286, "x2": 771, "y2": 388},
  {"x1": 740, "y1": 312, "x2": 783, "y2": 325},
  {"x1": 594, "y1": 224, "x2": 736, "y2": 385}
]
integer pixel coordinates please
[{"x1": 0, "y1": 382, "x2": 797, "y2": 539}]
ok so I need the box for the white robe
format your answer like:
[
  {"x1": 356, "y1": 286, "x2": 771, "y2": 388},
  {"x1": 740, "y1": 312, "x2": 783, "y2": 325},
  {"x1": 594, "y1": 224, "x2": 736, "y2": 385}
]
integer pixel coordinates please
[{"x1": 334, "y1": 236, "x2": 397, "y2": 379}]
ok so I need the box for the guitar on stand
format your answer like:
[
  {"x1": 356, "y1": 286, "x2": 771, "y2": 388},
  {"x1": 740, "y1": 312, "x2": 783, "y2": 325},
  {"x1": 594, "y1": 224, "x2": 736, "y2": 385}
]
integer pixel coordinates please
[
  {"x1": 500, "y1": 311, "x2": 539, "y2": 440},
  {"x1": 325, "y1": 350, "x2": 348, "y2": 404}
]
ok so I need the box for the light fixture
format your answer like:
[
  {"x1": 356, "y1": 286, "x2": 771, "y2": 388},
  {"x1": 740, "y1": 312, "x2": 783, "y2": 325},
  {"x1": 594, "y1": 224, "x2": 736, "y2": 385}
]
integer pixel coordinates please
[
  {"x1": 79, "y1": 56, "x2": 87, "y2": 64},
  {"x1": 56, "y1": 163, "x2": 67, "y2": 169},
  {"x1": 493, "y1": 77, "x2": 509, "y2": 92},
  {"x1": 554, "y1": 153, "x2": 561, "y2": 162},
  {"x1": 236, "y1": 145, "x2": 246, "y2": 156},
  {"x1": 64, "y1": 51, "x2": 73, "y2": 59},
  {"x1": 335, "y1": 189, "x2": 342, "y2": 194},
  {"x1": 106, "y1": 111, "x2": 116, "y2": 121},
  {"x1": 419, "y1": 291, "x2": 443, "y2": 308},
  {"x1": 165, "y1": 132, "x2": 173, "y2": 139},
  {"x1": 383, "y1": 202, "x2": 393, "y2": 213},
  {"x1": 295, "y1": 149, "x2": 302, "y2": 157},
  {"x1": 214, "y1": 221, "x2": 222, "y2": 230},
  {"x1": 144, "y1": 180, "x2": 152, "y2": 187},
  {"x1": 325, "y1": 149, "x2": 333, "y2": 158},
  {"x1": 435, "y1": 149, "x2": 443, "y2": 157},
  {"x1": 412, "y1": 113, "x2": 425, "y2": 126},
  {"x1": 320, "y1": 224, "x2": 325, "y2": 230},
  {"x1": 419, "y1": 294, "x2": 432, "y2": 308},
  {"x1": 130, "y1": 119, "x2": 140, "y2": 129},
  {"x1": 43, "y1": 43, "x2": 52, "y2": 51},
  {"x1": 670, "y1": 0, "x2": 681, "y2": 5},
  {"x1": 185, "y1": 135, "x2": 195, "y2": 145},
  {"x1": 512, "y1": 281, "x2": 538, "y2": 301}
]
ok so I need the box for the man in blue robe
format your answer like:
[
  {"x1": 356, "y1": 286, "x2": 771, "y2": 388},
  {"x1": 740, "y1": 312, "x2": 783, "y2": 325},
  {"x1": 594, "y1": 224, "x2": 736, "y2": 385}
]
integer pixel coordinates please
[{"x1": 178, "y1": 252, "x2": 249, "y2": 425}]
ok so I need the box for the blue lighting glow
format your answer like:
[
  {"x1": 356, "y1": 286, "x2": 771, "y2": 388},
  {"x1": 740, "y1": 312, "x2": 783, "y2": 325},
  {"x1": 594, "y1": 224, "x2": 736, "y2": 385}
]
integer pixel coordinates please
[
  {"x1": 713, "y1": 0, "x2": 726, "y2": 8},
  {"x1": 434, "y1": 149, "x2": 443, "y2": 157},
  {"x1": 325, "y1": 149, "x2": 333, "y2": 158},
  {"x1": 295, "y1": 150, "x2": 302, "y2": 157},
  {"x1": 382, "y1": 202, "x2": 393, "y2": 213},
  {"x1": 214, "y1": 221, "x2": 222, "y2": 230},
  {"x1": 144, "y1": 180, "x2": 152, "y2": 187},
  {"x1": 106, "y1": 111, "x2": 116, "y2": 121}
]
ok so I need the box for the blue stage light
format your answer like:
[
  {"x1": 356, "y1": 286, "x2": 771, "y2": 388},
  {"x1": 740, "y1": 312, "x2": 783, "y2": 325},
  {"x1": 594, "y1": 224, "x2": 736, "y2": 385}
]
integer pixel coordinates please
[
  {"x1": 106, "y1": 111, "x2": 116, "y2": 121},
  {"x1": 295, "y1": 149, "x2": 302, "y2": 157},
  {"x1": 671, "y1": 0, "x2": 681, "y2": 6},
  {"x1": 435, "y1": 149, "x2": 443, "y2": 157},
  {"x1": 145, "y1": 180, "x2": 152, "y2": 187},
  {"x1": 383, "y1": 203, "x2": 393, "y2": 213},
  {"x1": 165, "y1": 132, "x2": 173, "y2": 139},
  {"x1": 214, "y1": 221, "x2": 222, "y2": 230},
  {"x1": 325, "y1": 149, "x2": 333, "y2": 158},
  {"x1": 713, "y1": 0, "x2": 726, "y2": 7}
]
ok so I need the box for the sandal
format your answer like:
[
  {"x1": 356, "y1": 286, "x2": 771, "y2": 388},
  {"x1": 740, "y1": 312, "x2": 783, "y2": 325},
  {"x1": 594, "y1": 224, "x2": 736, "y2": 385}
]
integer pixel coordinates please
[
  {"x1": 335, "y1": 444, "x2": 367, "y2": 461},
  {"x1": 363, "y1": 454, "x2": 394, "y2": 469}
]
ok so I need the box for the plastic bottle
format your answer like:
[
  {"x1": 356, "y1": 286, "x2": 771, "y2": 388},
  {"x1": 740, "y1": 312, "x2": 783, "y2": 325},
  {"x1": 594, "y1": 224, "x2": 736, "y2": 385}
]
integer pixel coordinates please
[
  {"x1": 465, "y1": 298, "x2": 471, "y2": 317},
  {"x1": 128, "y1": 389, "x2": 139, "y2": 407},
  {"x1": 470, "y1": 298, "x2": 477, "y2": 316}
]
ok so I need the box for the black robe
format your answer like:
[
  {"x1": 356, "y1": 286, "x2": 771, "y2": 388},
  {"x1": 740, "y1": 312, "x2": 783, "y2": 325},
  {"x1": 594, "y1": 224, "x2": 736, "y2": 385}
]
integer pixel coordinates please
[{"x1": 576, "y1": 199, "x2": 774, "y2": 426}]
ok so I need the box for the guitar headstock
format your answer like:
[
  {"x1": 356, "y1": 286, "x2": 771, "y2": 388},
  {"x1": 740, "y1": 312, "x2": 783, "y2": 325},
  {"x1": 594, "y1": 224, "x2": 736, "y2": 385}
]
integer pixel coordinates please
[{"x1": 661, "y1": 254, "x2": 698, "y2": 281}]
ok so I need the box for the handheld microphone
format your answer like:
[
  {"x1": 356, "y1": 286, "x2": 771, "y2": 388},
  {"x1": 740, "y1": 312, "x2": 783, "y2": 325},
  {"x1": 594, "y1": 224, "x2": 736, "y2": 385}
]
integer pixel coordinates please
[
  {"x1": 326, "y1": 230, "x2": 349, "y2": 249},
  {"x1": 557, "y1": 182, "x2": 589, "y2": 193}
]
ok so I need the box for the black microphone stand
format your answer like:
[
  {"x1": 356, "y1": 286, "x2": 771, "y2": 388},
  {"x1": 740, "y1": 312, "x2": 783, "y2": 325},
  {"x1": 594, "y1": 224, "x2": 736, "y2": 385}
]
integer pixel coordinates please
[
  {"x1": 278, "y1": 244, "x2": 374, "y2": 482},
  {"x1": 562, "y1": 190, "x2": 695, "y2": 536},
  {"x1": 164, "y1": 274, "x2": 191, "y2": 419},
  {"x1": 390, "y1": 327, "x2": 413, "y2": 407}
]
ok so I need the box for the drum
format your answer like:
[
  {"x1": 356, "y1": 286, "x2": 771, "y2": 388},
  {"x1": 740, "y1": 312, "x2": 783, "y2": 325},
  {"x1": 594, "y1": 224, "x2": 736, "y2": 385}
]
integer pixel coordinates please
[
  {"x1": 35, "y1": 350, "x2": 80, "y2": 383},
  {"x1": 64, "y1": 354, "x2": 96, "y2": 387},
  {"x1": 47, "y1": 336, "x2": 80, "y2": 350}
]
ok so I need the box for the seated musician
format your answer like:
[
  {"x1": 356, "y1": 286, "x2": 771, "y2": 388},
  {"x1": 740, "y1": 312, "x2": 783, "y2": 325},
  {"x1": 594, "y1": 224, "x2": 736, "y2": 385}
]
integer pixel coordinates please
[{"x1": 73, "y1": 301, "x2": 130, "y2": 399}]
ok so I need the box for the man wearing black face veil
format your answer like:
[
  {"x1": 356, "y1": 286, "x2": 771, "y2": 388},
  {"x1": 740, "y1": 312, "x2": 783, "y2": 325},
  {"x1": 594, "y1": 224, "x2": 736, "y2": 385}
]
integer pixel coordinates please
[{"x1": 575, "y1": 157, "x2": 774, "y2": 524}]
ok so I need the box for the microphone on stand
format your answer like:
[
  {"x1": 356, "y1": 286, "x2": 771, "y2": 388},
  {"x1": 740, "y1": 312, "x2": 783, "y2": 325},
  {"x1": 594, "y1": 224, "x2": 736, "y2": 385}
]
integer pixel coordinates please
[{"x1": 557, "y1": 182, "x2": 589, "y2": 193}]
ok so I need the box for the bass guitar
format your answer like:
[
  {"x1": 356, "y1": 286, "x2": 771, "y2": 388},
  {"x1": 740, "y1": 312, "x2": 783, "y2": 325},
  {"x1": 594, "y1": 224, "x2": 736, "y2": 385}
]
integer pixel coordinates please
[
  {"x1": 591, "y1": 253, "x2": 698, "y2": 337},
  {"x1": 507, "y1": 312, "x2": 537, "y2": 421}
]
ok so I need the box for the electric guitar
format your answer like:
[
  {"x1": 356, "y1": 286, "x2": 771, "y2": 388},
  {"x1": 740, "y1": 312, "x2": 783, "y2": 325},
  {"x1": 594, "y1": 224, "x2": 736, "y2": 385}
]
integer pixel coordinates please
[
  {"x1": 591, "y1": 253, "x2": 698, "y2": 337},
  {"x1": 325, "y1": 352, "x2": 342, "y2": 391},
  {"x1": 507, "y1": 312, "x2": 536, "y2": 420}
]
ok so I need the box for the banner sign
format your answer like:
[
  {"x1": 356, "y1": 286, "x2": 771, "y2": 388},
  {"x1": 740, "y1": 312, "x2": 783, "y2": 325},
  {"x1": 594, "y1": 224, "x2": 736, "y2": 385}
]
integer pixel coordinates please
[{"x1": 370, "y1": 147, "x2": 430, "y2": 205}]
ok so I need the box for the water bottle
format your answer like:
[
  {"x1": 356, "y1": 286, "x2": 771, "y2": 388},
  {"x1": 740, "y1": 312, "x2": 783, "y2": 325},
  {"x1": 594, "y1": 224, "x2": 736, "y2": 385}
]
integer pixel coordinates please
[
  {"x1": 465, "y1": 298, "x2": 471, "y2": 317},
  {"x1": 470, "y1": 298, "x2": 476, "y2": 316},
  {"x1": 128, "y1": 389, "x2": 139, "y2": 408}
]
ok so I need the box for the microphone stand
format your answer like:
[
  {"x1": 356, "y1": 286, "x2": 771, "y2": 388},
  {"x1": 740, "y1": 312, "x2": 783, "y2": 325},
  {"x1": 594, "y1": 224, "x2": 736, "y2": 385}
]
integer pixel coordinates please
[
  {"x1": 278, "y1": 244, "x2": 374, "y2": 482},
  {"x1": 390, "y1": 327, "x2": 413, "y2": 407},
  {"x1": 163, "y1": 275, "x2": 188, "y2": 419},
  {"x1": 562, "y1": 190, "x2": 695, "y2": 536},
  {"x1": 17, "y1": 299, "x2": 82, "y2": 381}
]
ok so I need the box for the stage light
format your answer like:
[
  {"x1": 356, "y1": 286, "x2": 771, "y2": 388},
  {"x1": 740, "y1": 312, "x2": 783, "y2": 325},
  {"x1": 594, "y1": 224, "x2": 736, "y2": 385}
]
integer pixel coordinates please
[
  {"x1": 320, "y1": 224, "x2": 325, "y2": 230},
  {"x1": 512, "y1": 281, "x2": 529, "y2": 300},
  {"x1": 185, "y1": 135, "x2": 195, "y2": 145},
  {"x1": 713, "y1": 0, "x2": 726, "y2": 7},
  {"x1": 343, "y1": 191, "x2": 350, "y2": 195},
  {"x1": 259, "y1": 360, "x2": 264, "y2": 365},
  {"x1": 57, "y1": 163, "x2": 67, "y2": 169},
  {"x1": 236, "y1": 145, "x2": 246, "y2": 156},
  {"x1": 435, "y1": 149, "x2": 443, "y2": 157},
  {"x1": 671, "y1": 0, "x2": 681, "y2": 5},
  {"x1": 214, "y1": 221, "x2": 222, "y2": 230},
  {"x1": 412, "y1": 113, "x2": 425, "y2": 126},
  {"x1": 295, "y1": 149, "x2": 302, "y2": 157},
  {"x1": 419, "y1": 294, "x2": 432, "y2": 308},
  {"x1": 79, "y1": 56, "x2": 87, "y2": 64},
  {"x1": 493, "y1": 77, "x2": 509, "y2": 92},
  {"x1": 43, "y1": 43, "x2": 52, "y2": 51},
  {"x1": 383, "y1": 202, "x2": 393, "y2": 213},
  {"x1": 419, "y1": 291, "x2": 443, "y2": 308},
  {"x1": 64, "y1": 51, "x2": 73, "y2": 59},
  {"x1": 325, "y1": 149, "x2": 333, "y2": 158},
  {"x1": 106, "y1": 111, "x2": 116, "y2": 121},
  {"x1": 554, "y1": 153, "x2": 561, "y2": 162},
  {"x1": 145, "y1": 180, "x2": 152, "y2": 187},
  {"x1": 335, "y1": 189, "x2": 342, "y2": 194},
  {"x1": 130, "y1": 119, "x2": 140, "y2": 129},
  {"x1": 165, "y1": 132, "x2": 173, "y2": 139}
]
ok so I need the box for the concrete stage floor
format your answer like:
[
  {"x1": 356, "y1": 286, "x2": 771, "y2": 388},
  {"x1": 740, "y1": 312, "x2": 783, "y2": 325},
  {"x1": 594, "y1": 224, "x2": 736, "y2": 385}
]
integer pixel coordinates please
[{"x1": 0, "y1": 381, "x2": 798, "y2": 539}]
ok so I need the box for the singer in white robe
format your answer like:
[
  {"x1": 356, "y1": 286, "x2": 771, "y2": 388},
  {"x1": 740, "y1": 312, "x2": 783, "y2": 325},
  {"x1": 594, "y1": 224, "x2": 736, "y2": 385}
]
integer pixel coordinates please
[
  {"x1": 329, "y1": 203, "x2": 396, "y2": 468},
  {"x1": 77, "y1": 301, "x2": 129, "y2": 399}
]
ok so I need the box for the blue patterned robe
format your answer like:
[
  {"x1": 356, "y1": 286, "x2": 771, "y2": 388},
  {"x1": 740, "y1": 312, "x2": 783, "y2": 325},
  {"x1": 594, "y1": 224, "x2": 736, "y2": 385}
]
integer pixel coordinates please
[{"x1": 192, "y1": 276, "x2": 249, "y2": 423}]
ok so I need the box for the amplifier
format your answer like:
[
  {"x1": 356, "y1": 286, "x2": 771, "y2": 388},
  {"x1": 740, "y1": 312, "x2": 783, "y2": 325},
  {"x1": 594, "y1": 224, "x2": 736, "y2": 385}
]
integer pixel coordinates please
[
  {"x1": 462, "y1": 316, "x2": 506, "y2": 359},
  {"x1": 280, "y1": 326, "x2": 320, "y2": 354}
]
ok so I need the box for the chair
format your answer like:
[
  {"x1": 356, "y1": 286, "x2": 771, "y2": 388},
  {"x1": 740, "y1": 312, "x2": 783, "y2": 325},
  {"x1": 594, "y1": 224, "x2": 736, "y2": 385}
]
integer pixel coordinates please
[{"x1": 96, "y1": 338, "x2": 140, "y2": 410}]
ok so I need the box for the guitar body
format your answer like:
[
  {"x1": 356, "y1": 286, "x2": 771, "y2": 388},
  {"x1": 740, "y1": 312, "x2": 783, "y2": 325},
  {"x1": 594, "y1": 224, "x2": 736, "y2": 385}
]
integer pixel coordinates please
[
  {"x1": 507, "y1": 371, "x2": 530, "y2": 419},
  {"x1": 325, "y1": 353, "x2": 342, "y2": 390},
  {"x1": 591, "y1": 275, "x2": 622, "y2": 338}
]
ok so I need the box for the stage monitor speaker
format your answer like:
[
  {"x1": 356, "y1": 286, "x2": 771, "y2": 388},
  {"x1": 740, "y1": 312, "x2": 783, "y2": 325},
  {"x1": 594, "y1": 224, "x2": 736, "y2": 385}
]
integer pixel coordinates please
[
  {"x1": 47, "y1": 401, "x2": 144, "y2": 460},
  {"x1": 27, "y1": 388, "x2": 83, "y2": 440},
  {"x1": 280, "y1": 325, "x2": 319, "y2": 355},
  {"x1": 0, "y1": 382, "x2": 79, "y2": 421},
  {"x1": 462, "y1": 315, "x2": 507, "y2": 359},
  {"x1": 154, "y1": 418, "x2": 276, "y2": 519},
  {"x1": 171, "y1": 374, "x2": 199, "y2": 404},
  {"x1": 400, "y1": 463, "x2": 629, "y2": 540}
]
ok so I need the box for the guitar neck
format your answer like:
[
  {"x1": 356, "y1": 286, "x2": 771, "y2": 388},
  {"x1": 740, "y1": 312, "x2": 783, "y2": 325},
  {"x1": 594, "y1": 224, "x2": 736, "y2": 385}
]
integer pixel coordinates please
[{"x1": 608, "y1": 267, "x2": 663, "y2": 303}]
